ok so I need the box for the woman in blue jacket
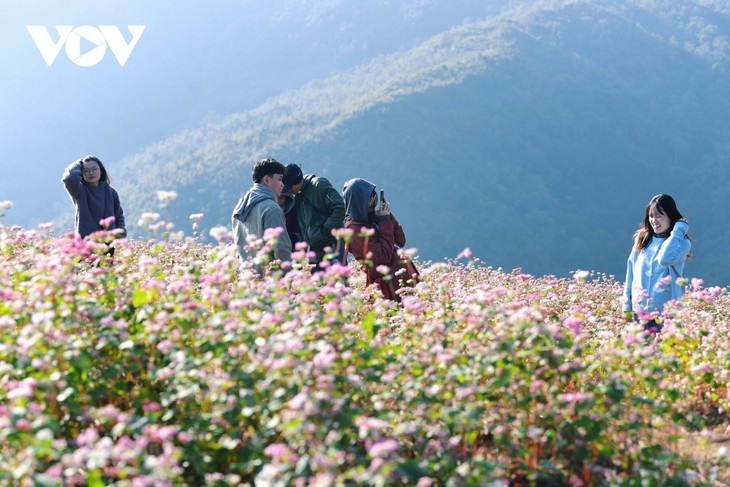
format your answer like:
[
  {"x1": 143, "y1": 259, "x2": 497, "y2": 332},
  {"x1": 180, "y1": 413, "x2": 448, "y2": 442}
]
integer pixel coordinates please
[{"x1": 622, "y1": 194, "x2": 691, "y2": 331}]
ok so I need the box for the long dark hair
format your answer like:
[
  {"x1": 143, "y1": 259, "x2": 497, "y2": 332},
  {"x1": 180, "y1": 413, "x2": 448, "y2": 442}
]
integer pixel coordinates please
[
  {"x1": 633, "y1": 194, "x2": 690, "y2": 252},
  {"x1": 80, "y1": 155, "x2": 111, "y2": 185}
]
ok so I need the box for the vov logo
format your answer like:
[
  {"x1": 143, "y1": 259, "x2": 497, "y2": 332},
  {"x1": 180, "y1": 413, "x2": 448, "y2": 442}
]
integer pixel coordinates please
[{"x1": 26, "y1": 25, "x2": 146, "y2": 67}]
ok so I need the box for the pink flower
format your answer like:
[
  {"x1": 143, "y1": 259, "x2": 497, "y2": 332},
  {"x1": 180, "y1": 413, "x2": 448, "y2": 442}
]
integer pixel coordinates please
[
  {"x1": 368, "y1": 439, "x2": 399, "y2": 457},
  {"x1": 563, "y1": 317, "x2": 583, "y2": 335},
  {"x1": 558, "y1": 393, "x2": 594, "y2": 404},
  {"x1": 376, "y1": 265, "x2": 391, "y2": 275},
  {"x1": 143, "y1": 401, "x2": 162, "y2": 412},
  {"x1": 264, "y1": 443, "x2": 298, "y2": 464},
  {"x1": 456, "y1": 247, "x2": 472, "y2": 259},
  {"x1": 331, "y1": 228, "x2": 354, "y2": 239},
  {"x1": 99, "y1": 216, "x2": 116, "y2": 228},
  {"x1": 530, "y1": 380, "x2": 546, "y2": 394},
  {"x1": 313, "y1": 348, "x2": 337, "y2": 370}
]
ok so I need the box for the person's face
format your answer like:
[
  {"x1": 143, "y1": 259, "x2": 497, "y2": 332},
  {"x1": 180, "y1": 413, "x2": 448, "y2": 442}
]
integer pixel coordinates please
[
  {"x1": 263, "y1": 173, "x2": 284, "y2": 197},
  {"x1": 289, "y1": 181, "x2": 304, "y2": 195},
  {"x1": 649, "y1": 206, "x2": 671, "y2": 234},
  {"x1": 82, "y1": 160, "x2": 101, "y2": 186},
  {"x1": 368, "y1": 192, "x2": 377, "y2": 213}
]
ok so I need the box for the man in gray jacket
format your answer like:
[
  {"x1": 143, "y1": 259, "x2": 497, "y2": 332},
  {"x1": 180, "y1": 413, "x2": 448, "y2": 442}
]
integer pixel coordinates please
[{"x1": 232, "y1": 158, "x2": 292, "y2": 268}]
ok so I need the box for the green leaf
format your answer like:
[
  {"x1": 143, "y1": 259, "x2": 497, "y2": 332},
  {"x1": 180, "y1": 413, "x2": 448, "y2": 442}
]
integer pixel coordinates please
[{"x1": 360, "y1": 312, "x2": 377, "y2": 341}]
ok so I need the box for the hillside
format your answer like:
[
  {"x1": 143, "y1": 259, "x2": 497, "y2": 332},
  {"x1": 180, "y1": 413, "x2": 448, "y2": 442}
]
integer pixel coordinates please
[{"x1": 112, "y1": 0, "x2": 730, "y2": 285}]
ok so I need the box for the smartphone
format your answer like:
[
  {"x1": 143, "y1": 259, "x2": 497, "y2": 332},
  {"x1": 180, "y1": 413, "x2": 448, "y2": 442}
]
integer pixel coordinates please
[{"x1": 380, "y1": 189, "x2": 385, "y2": 204}]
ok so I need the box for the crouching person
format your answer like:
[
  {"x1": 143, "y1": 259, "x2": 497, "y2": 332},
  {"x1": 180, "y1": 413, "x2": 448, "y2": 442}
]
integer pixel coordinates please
[{"x1": 342, "y1": 178, "x2": 418, "y2": 302}]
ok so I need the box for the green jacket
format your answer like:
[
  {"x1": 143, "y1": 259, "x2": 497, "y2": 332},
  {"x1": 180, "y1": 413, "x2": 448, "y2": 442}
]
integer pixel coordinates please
[{"x1": 296, "y1": 174, "x2": 345, "y2": 249}]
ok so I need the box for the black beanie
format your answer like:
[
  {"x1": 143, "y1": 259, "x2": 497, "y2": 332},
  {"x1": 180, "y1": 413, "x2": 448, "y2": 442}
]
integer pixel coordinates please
[{"x1": 283, "y1": 164, "x2": 304, "y2": 187}]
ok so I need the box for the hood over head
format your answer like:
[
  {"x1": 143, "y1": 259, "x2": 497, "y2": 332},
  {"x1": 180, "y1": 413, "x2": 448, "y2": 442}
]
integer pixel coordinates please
[
  {"x1": 342, "y1": 178, "x2": 376, "y2": 223},
  {"x1": 278, "y1": 191, "x2": 296, "y2": 214},
  {"x1": 232, "y1": 183, "x2": 276, "y2": 222}
]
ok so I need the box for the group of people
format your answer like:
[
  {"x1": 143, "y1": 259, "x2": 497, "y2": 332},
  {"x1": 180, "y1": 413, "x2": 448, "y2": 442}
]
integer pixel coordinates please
[
  {"x1": 62, "y1": 155, "x2": 694, "y2": 316},
  {"x1": 230, "y1": 157, "x2": 418, "y2": 301}
]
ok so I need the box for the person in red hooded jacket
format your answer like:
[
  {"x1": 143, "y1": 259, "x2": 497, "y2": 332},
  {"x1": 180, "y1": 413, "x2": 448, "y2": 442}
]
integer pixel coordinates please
[{"x1": 342, "y1": 178, "x2": 418, "y2": 301}]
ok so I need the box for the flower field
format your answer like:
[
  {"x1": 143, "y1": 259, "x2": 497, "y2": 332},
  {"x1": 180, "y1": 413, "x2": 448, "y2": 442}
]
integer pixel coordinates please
[{"x1": 1, "y1": 219, "x2": 730, "y2": 486}]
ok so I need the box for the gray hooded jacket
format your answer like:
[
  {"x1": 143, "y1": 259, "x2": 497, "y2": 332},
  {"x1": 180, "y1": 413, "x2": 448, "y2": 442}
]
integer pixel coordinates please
[{"x1": 231, "y1": 183, "x2": 292, "y2": 263}]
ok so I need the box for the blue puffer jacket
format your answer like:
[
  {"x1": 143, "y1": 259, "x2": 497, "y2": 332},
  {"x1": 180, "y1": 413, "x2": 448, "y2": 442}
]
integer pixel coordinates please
[{"x1": 622, "y1": 221, "x2": 691, "y2": 315}]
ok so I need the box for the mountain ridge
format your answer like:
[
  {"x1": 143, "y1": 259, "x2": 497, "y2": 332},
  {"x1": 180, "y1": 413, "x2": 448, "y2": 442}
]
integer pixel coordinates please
[{"x1": 108, "y1": 0, "x2": 730, "y2": 285}]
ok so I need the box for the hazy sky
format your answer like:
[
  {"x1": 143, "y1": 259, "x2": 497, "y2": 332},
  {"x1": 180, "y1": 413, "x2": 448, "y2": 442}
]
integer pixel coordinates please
[{"x1": 0, "y1": 0, "x2": 499, "y2": 228}]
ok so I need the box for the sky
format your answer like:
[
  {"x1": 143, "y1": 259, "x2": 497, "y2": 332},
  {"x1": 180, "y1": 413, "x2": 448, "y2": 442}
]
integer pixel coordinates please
[{"x1": 0, "y1": 0, "x2": 500, "y2": 229}]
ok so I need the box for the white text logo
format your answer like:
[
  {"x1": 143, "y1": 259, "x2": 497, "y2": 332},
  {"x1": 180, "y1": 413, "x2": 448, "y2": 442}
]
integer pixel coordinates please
[{"x1": 26, "y1": 25, "x2": 146, "y2": 67}]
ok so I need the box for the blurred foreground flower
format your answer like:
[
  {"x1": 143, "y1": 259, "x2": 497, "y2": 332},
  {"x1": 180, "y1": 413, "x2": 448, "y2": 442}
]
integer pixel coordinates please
[
  {"x1": 0, "y1": 200, "x2": 12, "y2": 218},
  {"x1": 209, "y1": 225, "x2": 232, "y2": 244}
]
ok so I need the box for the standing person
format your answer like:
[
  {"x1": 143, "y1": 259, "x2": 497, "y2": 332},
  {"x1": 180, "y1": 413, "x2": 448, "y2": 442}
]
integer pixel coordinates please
[
  {"x1": 342, "y1": 177, "x2": 418, "y2": 302},
  {"x1": 232, "y1": 158, "x2": 292, "y2": 267},
  {"x1": 622, "y1": 194, "x2": 692, "y2": 331},
  {"x1": 62, "y1": 155, "x2": 126, "y2": 238},
  {"x1": 282, "y1": 164, "x2": 345, "y2": 268}
]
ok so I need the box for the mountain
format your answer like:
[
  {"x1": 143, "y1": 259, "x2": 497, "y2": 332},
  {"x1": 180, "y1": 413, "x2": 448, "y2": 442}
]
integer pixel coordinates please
[{"x1": 110, "y1": 0, "x2": 730, "y2": 286}]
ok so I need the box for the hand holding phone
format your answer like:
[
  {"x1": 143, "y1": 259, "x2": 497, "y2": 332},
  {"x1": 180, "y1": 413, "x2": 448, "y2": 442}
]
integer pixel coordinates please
[{"x1": 377, "y1": 189, "x2": 390, "y2": 216}]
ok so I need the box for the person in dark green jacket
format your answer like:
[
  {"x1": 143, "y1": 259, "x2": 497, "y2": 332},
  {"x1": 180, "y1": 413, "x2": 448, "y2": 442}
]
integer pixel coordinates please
[{"x1": 282, "y1": 163, "x2": 345, "y2": 269}]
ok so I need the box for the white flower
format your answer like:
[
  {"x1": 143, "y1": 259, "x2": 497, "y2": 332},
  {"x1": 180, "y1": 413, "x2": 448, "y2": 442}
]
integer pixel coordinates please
[{"x1": 157, "y1": 190, "x2": 178, "y2": 203}]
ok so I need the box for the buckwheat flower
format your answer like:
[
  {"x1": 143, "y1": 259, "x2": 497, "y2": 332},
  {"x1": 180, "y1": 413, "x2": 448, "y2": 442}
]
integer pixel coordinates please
[
  {"x1": 574, "y1": 270, "x2": 590, "y2": 282},
  {"x1": 99, "y1": 216, "x2": 116, "y2": 228},
  {"x1": 42, "y1": 466, "x2": 63, "y2": 479},
  {"x1": 15, "y1": 418, "x2": 31, "y2": 431},
  {"x1": 138, "y1": 212, "x2": 161, "y2": 225},
  {"x1": 397, "y1": 247, "x2": 418, "y2": 259},
  {"x1": 157, "y1": 190, "x2": 178, "y2": 203},
  {"x1": 355, "y1": 416, "x2": 390, "y2": 437},
  {"x1": 622, "y1": 333, "x2": 643, "y2": 346},
  {"x1": 143, "y1": 401, "x2": 162, "y2": 413},
  {"x1": 263, "y1": 226, "x2": 284, "y2": 242},
  {"x1": 568, "y1": 476, "x2": 585, "y2": 486},
  {"x1": 189, "y1": 213, "x2": 204, "y2": 222},
  {"x1": 563, "y1": 316, "x2": 583, "y2": 335},
  {"x1": 8, "y1": 381, "x2": 35, "y2": 399},
  {"x1": 558, "y1": 392, "x2": 594, "y2": 403},
  {"x1": 0, "y1": 200, "x2": 12, "y2": 217},
  {"x1": 157, "y1": 339, "x2": 174, "y2": 354},
  {"x1": 288, "y1": 392, "x2": 307, "y2": 410},
  {"x1": 209, "y1": 225, "x2": 232, "y2": 243},
  {"x1": 177, "y1": 431, "x2": 192, "y2": 444},
  {"x1": 332, "y1": 227, "x2": 354, "y2": 239},
  {"x1": 311, "y1": 473, "x2": 336, "y2": 486},
  {"x1": 76, "y1": 427, "x2": 99, "y2": 447},
  {"x1": 691, "y1": 278, "x2": 704, "y2": 291},
  {"x1": 313, "y1": 347, "x2": 337, "y2": 370},
  {"x1": 456, "y1": 247, "x2": 472, "y2": 259},
  {"x1": 530, "y1": 379, "x2": 546, "y2": 394},
  {"x1": 359, "y1": 227, "x2": 376, "y2": 237},
  {"x1": 264, "y1": 443, "x2": 292, "y2": 464},
  {"x1": 376, "y1": 265, "x2": 390, "y2": 275},
  {"x1": 368, "y1": 439, "x2": 398, "y2": 457}
]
